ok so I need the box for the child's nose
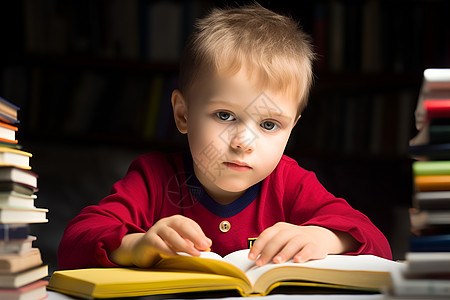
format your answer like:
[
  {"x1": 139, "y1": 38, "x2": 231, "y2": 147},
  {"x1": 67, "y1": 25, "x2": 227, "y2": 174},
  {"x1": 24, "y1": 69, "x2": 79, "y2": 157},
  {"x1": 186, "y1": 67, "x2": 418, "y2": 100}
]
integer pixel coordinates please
[{"x1": 230, "y1": 125, "x2": 256, "y2": 152}]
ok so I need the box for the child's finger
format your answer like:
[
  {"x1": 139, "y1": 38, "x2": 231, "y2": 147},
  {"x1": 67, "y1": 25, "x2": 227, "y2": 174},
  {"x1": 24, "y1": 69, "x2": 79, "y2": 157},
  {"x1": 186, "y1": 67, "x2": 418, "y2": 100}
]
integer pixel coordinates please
[
  {"x1": 172, "y1": 218, "x2": 212, "y2": 251},
  {"x1": 161, "y1": 215, "x2": 211, "y2": 252},
  {"x1": 256, "y1": 243, "x2": 284, "y2": 266},
  {"x1": 293, "y1": 244, "x2": 317, "y2": 263},
  {"x1": 272, "y1": 239, "x2": 304, "y2": 264},
  {"x1": 131, "y1": 232, "x2": 177, "y2": 267},
  {"x1": 158, "y1": 226, "x2": 201, "y2": 256},
  {"x1": 248, "y1": 227, "x2": 278, "y2": 261},
  {"x1": 293, "y1": 243, "x2": 327, "y2": 263},
  {"x1": 254, "y1": 230, "x2": 297, "y2": 266},
  {"x1": 148, "y1": 234, "x2": 177, "y2": 257}
]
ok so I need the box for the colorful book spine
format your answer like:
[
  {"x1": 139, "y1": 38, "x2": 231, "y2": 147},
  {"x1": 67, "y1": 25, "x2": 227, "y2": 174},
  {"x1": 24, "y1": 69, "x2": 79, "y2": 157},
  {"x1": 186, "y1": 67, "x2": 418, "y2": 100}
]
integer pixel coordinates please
[
  {"x1": 429, "y1": 123, "x2": 450, "y2": 144},
  {"x1": 413, "y1": 161, "x2": 450, "y2": 176},
  {"x1": 0, "y1": 97, "x2": 20, "y2": 125},
  {"x1": 0, "y1": 97, "x2": 48, "y2": 298},
  {"x1": 409, "y1": 143, "x2": 450, "y2": 158},
  {"x1": 414, "y1": 191, "x2": 450, "y2": 210},
  {"x1": 400, "y1": 69, "x2": 450, "y2": 299},
  {"x1": 410, "y1": 234, "x2": 450, "y2": 252},
  {"x1": 0, "y1": 224, "x2": 29, "y2": 241},
  {"x1": 414, "y1": 175, "x2": 450, "y2": 192},
  {"x1": 424, "y1": 99, "x2": 450, "y2": 120}
]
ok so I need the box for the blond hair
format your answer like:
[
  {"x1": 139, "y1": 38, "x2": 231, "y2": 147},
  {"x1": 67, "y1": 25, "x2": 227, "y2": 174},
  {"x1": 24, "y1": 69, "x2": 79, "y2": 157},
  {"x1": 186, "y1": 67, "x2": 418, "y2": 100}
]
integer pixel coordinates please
[{"x1": 179, "y1": 3, "x2": 315, "y2": 115}]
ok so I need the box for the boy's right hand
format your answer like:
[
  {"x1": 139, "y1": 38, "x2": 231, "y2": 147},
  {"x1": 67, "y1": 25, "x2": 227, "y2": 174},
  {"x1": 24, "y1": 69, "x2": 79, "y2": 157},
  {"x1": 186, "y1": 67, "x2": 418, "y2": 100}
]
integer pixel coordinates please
[{"x1": 110, "y1": 215, "x2": 212, "y2": 268}]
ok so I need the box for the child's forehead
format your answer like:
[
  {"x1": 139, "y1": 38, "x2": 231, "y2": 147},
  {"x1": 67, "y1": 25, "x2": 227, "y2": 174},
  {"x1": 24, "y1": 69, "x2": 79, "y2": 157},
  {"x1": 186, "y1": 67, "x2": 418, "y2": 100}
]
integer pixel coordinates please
[
  {"x1": 195, "y1": 65, "x2": 301, "y2": 101},
  {"x1": 188, "y1": 67, "x2": 301, "y2": 114}
]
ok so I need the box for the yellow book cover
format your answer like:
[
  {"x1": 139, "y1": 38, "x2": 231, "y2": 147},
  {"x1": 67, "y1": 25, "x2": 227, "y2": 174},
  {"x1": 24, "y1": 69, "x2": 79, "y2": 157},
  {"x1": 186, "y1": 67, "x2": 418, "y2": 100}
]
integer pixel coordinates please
[{"x1": 48, "y1": 249, "x2": 402, "y2": 299}]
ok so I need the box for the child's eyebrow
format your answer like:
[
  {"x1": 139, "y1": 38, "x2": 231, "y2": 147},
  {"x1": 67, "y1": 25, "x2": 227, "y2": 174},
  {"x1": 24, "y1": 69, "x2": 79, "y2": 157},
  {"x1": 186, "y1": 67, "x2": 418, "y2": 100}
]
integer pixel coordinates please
[{"x1": 245, "y1": 103, "x2": 293, "y2": 123}]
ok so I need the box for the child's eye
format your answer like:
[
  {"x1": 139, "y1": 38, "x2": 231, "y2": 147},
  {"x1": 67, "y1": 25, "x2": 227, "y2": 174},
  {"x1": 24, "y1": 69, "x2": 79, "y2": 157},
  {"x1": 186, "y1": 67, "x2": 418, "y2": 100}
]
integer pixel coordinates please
[
  {"x1": 216, "y1": 112, "x2": 235, "y2": 121},
  {"x1": 261, "y1": 121, "x2": 279, "y2": 131}
]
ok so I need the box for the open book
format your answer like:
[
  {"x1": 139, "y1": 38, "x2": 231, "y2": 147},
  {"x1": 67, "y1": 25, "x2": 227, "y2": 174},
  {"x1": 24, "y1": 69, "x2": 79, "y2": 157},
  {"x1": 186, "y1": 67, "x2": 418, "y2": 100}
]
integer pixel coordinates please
[{"x1": 48, "y1": 249, "x2": 402, "y2": 299}]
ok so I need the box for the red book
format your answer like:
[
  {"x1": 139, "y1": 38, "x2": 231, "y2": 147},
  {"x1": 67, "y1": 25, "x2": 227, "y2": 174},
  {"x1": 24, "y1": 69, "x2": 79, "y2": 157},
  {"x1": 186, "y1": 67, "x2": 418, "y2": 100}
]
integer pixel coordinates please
[{"x1": 424, "y1": 99, "x2": 450, "y2": 120}]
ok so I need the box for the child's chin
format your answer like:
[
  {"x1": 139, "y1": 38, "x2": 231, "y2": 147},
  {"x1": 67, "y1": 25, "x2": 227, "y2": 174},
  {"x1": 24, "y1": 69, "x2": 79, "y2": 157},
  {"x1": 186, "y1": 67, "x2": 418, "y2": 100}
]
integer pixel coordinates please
[{"x1": 215, "y1": 180, "x2": 254, "y2": 194}]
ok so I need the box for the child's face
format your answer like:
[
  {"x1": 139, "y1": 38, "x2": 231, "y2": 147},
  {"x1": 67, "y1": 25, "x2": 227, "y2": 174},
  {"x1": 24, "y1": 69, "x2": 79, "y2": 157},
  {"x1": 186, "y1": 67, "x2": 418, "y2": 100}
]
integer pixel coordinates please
[{"x1": 178, "y1": 68, "x2": 300, "y2": 204}]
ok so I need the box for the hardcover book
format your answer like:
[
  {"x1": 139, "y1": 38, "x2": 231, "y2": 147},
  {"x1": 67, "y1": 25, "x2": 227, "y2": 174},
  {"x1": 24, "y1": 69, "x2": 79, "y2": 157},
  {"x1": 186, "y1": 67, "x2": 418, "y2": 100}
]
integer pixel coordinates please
[
  {"x1": 405, "y1": 252, "x2": 450, "y2": 274},
  {"x1": 0, "y1": 168, "x2": 38, "y2": 191},
  {"x1": 413, "y1": 174, "x2": 450, "y2": 192},
  {"x1": 409, "y1": 208, "x2": 450, "y2": 231},
  {"x1": 424, "y1": 99, "x2": 450, "y2": 120},
  {"x1": 0, "y1": 97, "x2": 19, "y2": 124},
  {"x1": 413, "y1": 160, "x2": 450, "y2": 176},
  {"x1": 0, "y1": 265, "x2": 48, "y2": 288},
  {"x1": 0, "y1": 280, "x2": 48, "y2": 300},
  {"x1": 0, "y1": 123, "x2": 18, "y2": 144},
  {"x1": 414, "y1": 191, "x2": 450, "y2": 210},
  {"x1": 0, "y1": 248, "x2": 42, "y2": 273},
  {"x1": 0, "y1": 191, "x2": 37, "y2": 209},
  {"x1": 0, "y1": 206, "x2": 48, "y2": 224},
  {"x1": 409, "y1": 233, "x2": 450, "y2": 252},
  {"x1": 0, "y1": 148, "x2": 32, "y2": 170},
  {"x1": 48, "y1": 249, "x2": 402, "y2": 299},
  {"x1": 0, "y1": 236, "x2": 36, "y2": 255}
]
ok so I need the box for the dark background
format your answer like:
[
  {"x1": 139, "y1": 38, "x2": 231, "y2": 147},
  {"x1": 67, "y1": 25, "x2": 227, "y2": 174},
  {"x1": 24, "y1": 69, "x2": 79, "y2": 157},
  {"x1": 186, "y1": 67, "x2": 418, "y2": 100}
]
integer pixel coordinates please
[{"x1": 1, "y1": 0, "x2": 449, "y2": 272}]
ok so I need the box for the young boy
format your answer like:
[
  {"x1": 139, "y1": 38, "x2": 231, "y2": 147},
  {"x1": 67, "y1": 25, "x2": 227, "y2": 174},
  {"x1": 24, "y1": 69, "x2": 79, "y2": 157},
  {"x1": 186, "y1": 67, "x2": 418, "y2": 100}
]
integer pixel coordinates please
[{"x1": 58, "y1": 4, "x2": 391, "y2": 270}]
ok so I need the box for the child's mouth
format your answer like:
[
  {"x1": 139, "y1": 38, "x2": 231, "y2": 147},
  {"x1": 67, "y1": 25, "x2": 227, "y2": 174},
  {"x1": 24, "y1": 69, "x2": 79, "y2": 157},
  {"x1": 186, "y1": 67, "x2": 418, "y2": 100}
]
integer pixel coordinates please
[{"x1": 223, "y1": 161, "x2": 252, "y2": 172}]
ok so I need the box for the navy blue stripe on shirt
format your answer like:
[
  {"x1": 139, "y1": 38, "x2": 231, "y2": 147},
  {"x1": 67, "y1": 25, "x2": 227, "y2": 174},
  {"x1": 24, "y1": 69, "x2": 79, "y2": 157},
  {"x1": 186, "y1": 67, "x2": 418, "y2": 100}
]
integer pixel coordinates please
[{"x1": 183, "y1": 152, "x2": 260, "y2": 218}]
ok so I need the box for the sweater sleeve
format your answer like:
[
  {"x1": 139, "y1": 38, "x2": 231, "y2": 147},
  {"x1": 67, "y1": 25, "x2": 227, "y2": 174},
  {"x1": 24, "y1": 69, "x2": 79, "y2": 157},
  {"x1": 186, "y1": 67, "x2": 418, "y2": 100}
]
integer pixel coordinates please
[
  {"x1": 285, "y1": 164, "x2": 392, "y2": 260},
  {"x1": 57, "y1": 154, "x2": 164, "y2": 270}
]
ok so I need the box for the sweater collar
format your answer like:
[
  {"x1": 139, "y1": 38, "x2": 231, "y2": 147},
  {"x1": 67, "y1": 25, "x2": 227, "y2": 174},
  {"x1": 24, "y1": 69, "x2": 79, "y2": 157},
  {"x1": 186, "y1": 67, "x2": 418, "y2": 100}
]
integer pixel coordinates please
[{"x1": 183, "y1": 152, "x2": 260, "y2": 218}]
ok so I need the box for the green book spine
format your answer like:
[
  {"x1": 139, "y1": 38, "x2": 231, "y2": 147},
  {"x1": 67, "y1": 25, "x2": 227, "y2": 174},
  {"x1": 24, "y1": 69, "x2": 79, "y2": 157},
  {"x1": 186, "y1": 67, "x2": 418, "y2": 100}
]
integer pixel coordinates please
[{"x1": 413, "y1": 161, "x2": 450, "y2": 176}]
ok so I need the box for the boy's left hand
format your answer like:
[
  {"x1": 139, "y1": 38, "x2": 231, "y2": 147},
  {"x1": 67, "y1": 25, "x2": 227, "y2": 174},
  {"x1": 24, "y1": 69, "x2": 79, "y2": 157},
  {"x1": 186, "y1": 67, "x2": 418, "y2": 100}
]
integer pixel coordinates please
[{"x1": 248, "y1": 223, "x2": 358, "y2": 266}]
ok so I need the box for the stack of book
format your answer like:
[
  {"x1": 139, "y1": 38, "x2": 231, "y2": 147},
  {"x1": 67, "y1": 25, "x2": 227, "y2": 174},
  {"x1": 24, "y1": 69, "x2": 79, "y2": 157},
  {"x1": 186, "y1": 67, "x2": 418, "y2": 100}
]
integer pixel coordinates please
[
  {"x1": 390, "y1": 69, "x2": 450, "y2": 298},
  {"x1": 0, "y1": 97, "x2": 48, "y2": 299}
]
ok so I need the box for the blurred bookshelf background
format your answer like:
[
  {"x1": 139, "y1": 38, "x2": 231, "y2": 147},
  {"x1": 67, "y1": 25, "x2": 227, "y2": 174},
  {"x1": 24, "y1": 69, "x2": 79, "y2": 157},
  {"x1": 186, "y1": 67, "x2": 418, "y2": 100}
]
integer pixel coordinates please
[{"x1": 0, "y1": 0, "x2": 449, "y2": 272}]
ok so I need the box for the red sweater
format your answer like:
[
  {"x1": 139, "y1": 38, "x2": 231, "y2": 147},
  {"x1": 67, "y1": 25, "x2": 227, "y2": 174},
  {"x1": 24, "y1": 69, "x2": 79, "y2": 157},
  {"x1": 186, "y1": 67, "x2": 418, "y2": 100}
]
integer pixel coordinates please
[{"x1": 58, "y1": 152, "x2": 392, "y2": 269}]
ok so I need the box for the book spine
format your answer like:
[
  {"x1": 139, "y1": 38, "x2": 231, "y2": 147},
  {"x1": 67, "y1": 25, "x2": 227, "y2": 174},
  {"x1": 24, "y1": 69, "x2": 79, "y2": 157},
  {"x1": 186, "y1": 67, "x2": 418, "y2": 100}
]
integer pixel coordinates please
[
  {"x1": 430, "y1": 124, "x2": 450, "y2": 144},
  {"x1": 0, "y1": 113, "x2": 19, "y2": 125},
  {"x1": 393, "y1": 279, "x2": 450, "y2": 297},
  {"x1": 406, "y1": 252, "x2": 450, "y2": 274},
  {"x1": 410, "y1": 234, "x2": 450, "y2": 252},
  {"x1": 0, "y1": 224, "x2": 29, "y2": 241},
  {"x1": 413, "y1": 161, "x2": 450, "y2": 176},
  {"x1": 414, "y1": 175, "x2": 450, "y2": 192},
  {"x1": 0, "y1": 97, "x2": 20, "y2": 111},
  {"x1": 414, "y1": 191, "x2": 450, "y2": 210},
  {"x1": 424, "y1": 99, "x2": 450, "y2": 120}
]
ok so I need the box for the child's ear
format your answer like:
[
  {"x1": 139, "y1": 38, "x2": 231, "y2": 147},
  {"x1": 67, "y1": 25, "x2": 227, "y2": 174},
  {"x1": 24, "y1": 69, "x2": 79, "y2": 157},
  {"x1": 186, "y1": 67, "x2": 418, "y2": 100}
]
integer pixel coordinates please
[{"x1": 171, "y1": 89, "x2": 188, "y2": 134}]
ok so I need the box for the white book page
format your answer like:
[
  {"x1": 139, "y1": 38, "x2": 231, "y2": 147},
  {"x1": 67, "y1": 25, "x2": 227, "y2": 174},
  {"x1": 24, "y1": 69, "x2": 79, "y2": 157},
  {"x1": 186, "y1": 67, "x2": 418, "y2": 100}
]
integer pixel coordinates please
[
  {"x1": 199, "y1": 249, "x2": 257, "y2": 273},
  {"x1": 170, "y1": 251, "x2": 251, "y2": 284},
  {"x1": 244, "y1": 255, "x2": 402, "y2": 286},
  {"x1": 198, "y1": 251, "x2": 225, "y2": 261},
  {"x1": 193, "y1": 250, "x2": 404, "y2": 287},
  {"x1": 222, "y1": 249, "x2": 257, "y2": 273}
]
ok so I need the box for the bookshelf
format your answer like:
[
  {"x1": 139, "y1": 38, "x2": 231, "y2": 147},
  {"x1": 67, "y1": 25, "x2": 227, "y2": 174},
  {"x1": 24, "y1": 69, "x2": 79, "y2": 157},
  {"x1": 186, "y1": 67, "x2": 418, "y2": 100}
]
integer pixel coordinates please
[
  {"x1": 0, "y1": 0, "x2": 449, "y2": 268},
  {"x1": 2, "y1": 0, "x2": 448, "y2": 156}
]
